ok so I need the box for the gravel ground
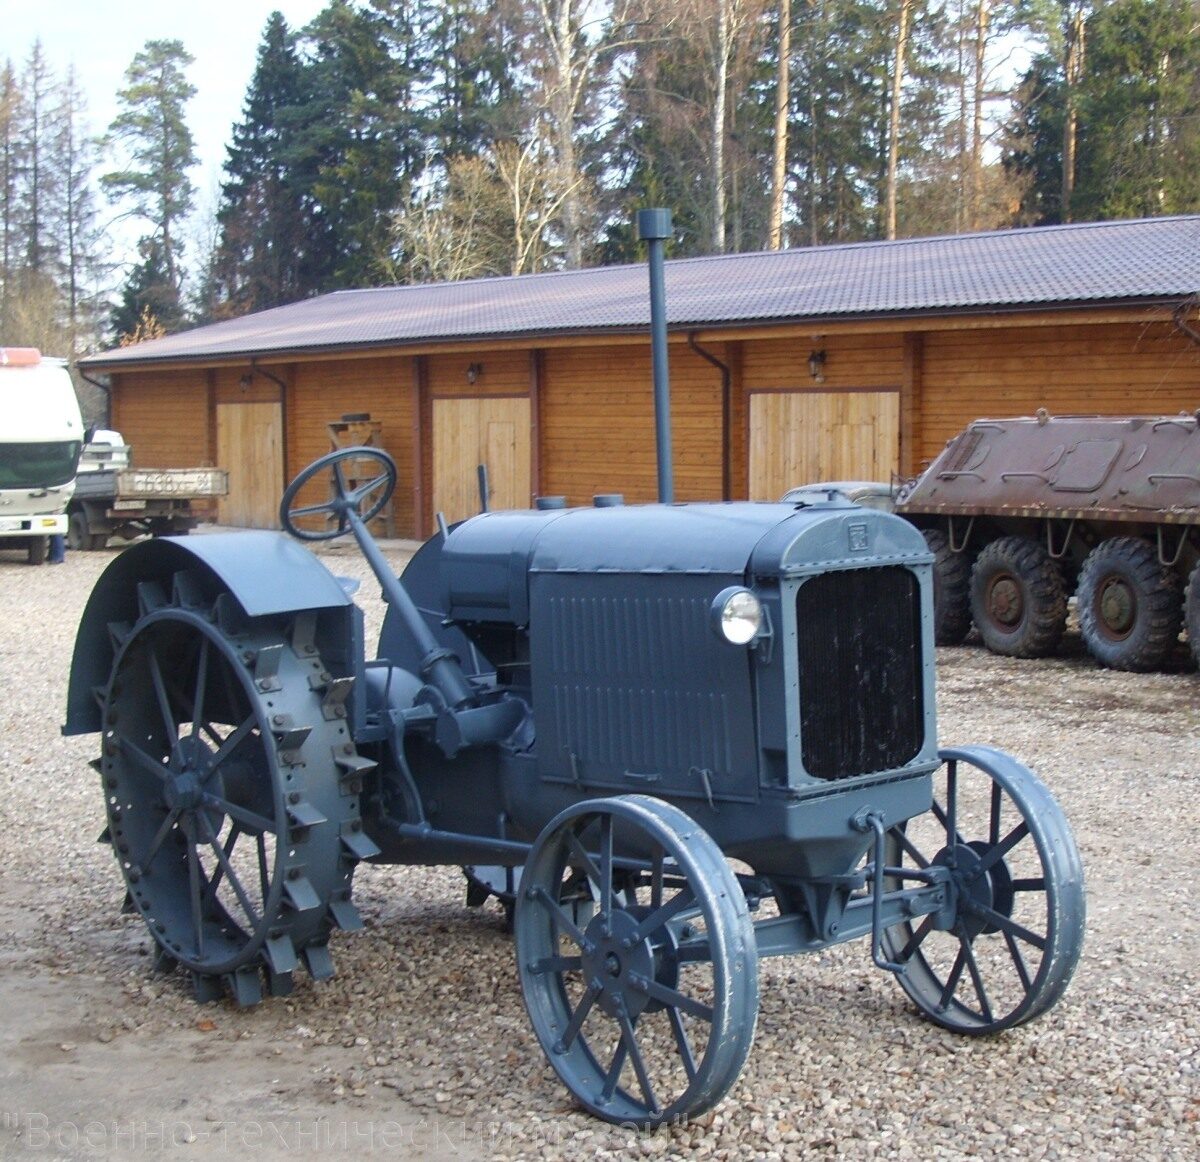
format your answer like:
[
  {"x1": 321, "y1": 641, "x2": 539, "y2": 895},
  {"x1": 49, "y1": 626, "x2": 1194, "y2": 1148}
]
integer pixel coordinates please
[{"x1": 1, "y1": 535, "x2": 1198, "y2": 1160}]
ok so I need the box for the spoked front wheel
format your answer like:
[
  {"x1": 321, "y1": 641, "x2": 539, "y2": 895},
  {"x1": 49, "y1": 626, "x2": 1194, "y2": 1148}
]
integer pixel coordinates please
[
  {"x1": 882, "y1": 745, "x2": 1085, "y2": 1033},
  {"x1": 515, "y1": 795, "x2": 758, "y2": 1127}
]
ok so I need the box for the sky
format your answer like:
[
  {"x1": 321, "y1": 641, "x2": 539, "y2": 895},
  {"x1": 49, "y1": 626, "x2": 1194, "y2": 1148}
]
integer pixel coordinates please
[{"x1": 5, "y1": 0, "x2": 331, "y2": 270}]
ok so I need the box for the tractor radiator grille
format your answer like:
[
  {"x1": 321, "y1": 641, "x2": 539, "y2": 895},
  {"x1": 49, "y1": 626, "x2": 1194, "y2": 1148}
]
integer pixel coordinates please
[{"x1": 796, "y1": 566, "x2": 924, "y2": 780}]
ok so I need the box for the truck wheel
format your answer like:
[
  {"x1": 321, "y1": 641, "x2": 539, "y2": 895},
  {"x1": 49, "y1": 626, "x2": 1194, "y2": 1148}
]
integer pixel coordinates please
[
  {"x1": 1077, "y1": 537, "x2": 1181, "y2": 671},
  {"x1": 97, "y1": 570, "x2": 379, "y2": 1005},
  {"x1": 516, "y1": 795, "x2": 758, "y2": 1127},
  {"x1": 970, "y1": 536, "x2": 1066, "y2": 658},
  {"x1": 68, "y1": 512, "x2": 89, "y2": 551},
  {"x1": 27, "y1": 536, "x2": 47, "y2": 565},
  {"x1": 923, "y1": 528, "x2": 972, "y2": 646}
]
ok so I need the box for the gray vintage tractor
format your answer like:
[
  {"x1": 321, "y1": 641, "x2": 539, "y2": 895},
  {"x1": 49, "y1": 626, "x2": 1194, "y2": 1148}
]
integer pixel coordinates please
[{"x1": 65, "y1": 445, "x2": 1085, "y2": 1126}]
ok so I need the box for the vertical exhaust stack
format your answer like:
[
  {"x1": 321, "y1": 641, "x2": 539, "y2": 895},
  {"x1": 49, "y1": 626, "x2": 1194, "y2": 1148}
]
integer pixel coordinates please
[{"x1": 637, "y1": 208, "x2": 674, "y2": 504}]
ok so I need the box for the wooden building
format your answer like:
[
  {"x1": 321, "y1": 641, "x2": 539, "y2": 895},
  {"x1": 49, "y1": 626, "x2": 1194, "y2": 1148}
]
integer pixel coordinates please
[{"x1": 80, "y1": 216, "x2": 1200, "y2": 538}]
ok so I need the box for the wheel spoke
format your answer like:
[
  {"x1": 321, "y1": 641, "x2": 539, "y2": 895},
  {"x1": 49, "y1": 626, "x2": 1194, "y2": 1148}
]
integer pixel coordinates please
[
  {"x1": 640, "y1": 978, "x2": 714, "y2": 1023},
  {"x1": 256, "y1": 832, "x2": 269, "y2": 898},
  {"x1": 565, "y1": 831, "x2": 603, "y2": 894},
  {"x1": 599, "y1": 1036, "x2": 629, "y2": 1104},
  {"x1": 972, "y1": 821, "x2": 1030, "y2": 876},
  {"x1": 930, "y1": 799, "x2": 967, "y2": 848},
  {"x1": 189, "y1": 638, "x2": 209, "y2": 743},
  {"x1": 118, "y1": 736, "x2": 172, "y2": 783},
  {"x1": 204, "y1": 716, "x2": 257, "y2": 780},
  {"x1": 896, "y1": 914, "x2": 936, "y2": 963},
  {"x1": 598, "y1": 815, "x2": 614, "y2": 919},
  {"x1": 966, "y1": 902, "x2": 1046, "y2": 951},
  {"x1": 890, "y1": 826, "x2": 930, "y2": 869},
  {"x1": 1011, "y1": 877, "x2": 1046, "y2": 892},
  {"x1": 1004, "y1": 930, "x2": 1033, "y2": 991},
  {"x1": 668, "y1": 1006, "x2": 698, "y2": 1081},
  {"x1": 148, "y1": 649, "x2": 182, "y2": 766},
  {"x1": 143, "y1": 806, "x2": 181, "y2": 868},
  {"x1": 990, "y1": 779, "x2": 1003, "y2": 846},
  {"x1": 198, "y1": 816, "x2": 260, "y2": 927},
  {"x1": 202, "y1": 793, "x2": 276, "y2": 835},
  {"x1": 202, "y1": 824, "x2": 243, "y2": 909},
  {"x1": 529, "y1": 954, "x2": 583, "y2": 976},
  {"x1": 187, "y1": 841, "x2": 205, "y2": 957},
  {"x1": 529, "y1": 885, "x2": 589, "y2": 948},
  {"x1": 945, "y1": 760, "x2": 958, "y2": 848},
  {"x1": 961, "y1": 937, "x2": 994, "y2": 1023},
  {"x1": 937, "y1": 944, "x2": 968, "y2": 1011},
  {"x1": 617, "y1": 1009, "x2": 658, "y2": 1115},
  {"x1": 650, "y1": 847, "x2": 665, "y2": 908},
  {"x1": 557, "y1": 981, "x2": 600, "y2": 1052},
  {"x1": 630, "y1": 887, "x2": 697, "y2": 945},
  {"x1": 331, "y1": 461, "x2": 349, "y2": 499}
]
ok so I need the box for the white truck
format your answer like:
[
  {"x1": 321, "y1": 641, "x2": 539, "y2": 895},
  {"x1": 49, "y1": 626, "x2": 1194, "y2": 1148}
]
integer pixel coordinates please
[
  {"x1": 0, "y1": 348, "x2": 84, "y2": 564},
  {"x1": 67, "y1": 431, "x2": 228, "y2": 549}
]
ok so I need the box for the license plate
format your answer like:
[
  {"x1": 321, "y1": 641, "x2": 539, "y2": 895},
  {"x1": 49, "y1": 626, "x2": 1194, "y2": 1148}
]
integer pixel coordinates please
[{"x1": 111, "y1": 500, "x2": 145, "y2": 512}]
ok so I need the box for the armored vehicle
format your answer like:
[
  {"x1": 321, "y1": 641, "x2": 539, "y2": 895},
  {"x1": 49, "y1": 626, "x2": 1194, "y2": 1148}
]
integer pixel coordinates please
[{"x1": 896, "y1": 412, "x2": 1200, "y2": 671}]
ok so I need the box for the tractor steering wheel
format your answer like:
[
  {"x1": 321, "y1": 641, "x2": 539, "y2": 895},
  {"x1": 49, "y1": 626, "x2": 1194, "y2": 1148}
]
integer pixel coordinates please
[{"x1": 279, "y1": 446, "x2": 397, "y2": 542}]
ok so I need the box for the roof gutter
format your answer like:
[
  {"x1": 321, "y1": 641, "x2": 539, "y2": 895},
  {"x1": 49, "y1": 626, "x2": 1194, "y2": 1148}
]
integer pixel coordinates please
[
  {"x1": 76, "y1": 366, "x2": 112, "y2": 429},
  {"x1": 1173, "y1": 292, "x2": 1200, "y2": 348},
  {"x1": 687, "y1": 333, "x2": 732, "y2": 501}
]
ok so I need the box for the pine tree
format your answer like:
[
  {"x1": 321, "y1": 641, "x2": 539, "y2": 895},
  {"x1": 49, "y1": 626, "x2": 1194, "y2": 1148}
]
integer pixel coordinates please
[
  {"x1": 102, "y1": 38, "x2": 197, "y2": 324},
  {"x1": 210, "y1": 12, "x2": 311, "y2": 316}
]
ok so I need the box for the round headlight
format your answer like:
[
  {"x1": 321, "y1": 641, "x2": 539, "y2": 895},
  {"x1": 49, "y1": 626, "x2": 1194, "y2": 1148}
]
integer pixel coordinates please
[{"x1": 713, "y1": 587, "x2": 763, "y2": 645}]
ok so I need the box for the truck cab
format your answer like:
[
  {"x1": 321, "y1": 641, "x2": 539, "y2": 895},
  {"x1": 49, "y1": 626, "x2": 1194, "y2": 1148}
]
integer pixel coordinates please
[{"x1": 0, "y1": 348, "x2": 84, "y2": 563}]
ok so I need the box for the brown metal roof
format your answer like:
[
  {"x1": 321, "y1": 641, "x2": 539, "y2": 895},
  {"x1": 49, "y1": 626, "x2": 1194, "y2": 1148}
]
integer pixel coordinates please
[{"x1": 82, "y1": 215, "x2": 1200, "y2": 369}]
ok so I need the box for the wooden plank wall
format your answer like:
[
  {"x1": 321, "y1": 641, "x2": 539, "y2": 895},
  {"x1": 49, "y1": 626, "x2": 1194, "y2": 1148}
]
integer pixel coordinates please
[
  {"x1": 109, "y1": 369, "x2": 212, "y2": 467},
  {"x1": 540, "y1": 342, "x2": 724, "y2": 504},
  {"x1": 919, "y1": 319, "x2": 1200, "y2": 470},
  {"x1": 748, "y1": 390, "x2": 900, "y2": 498},
  {"x1": 290, "y1": 355, "x2": 416, "y2": 536}
]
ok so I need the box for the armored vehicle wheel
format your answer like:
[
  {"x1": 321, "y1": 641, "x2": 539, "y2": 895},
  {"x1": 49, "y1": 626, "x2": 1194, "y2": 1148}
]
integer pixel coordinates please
[
  {"x1": 881, "y1": 746, "x2": 1084, "y2": 1033},
  {"x1": 1184, "y1": 562, "x2": 1200, "y2": 668},
  {"x1": 515, "y1": 795, "x2": 758, "y2": 1127},
  {"x1": 1076, "y1": 537, "x2": 1181, "y2": 671},
  {"x1": 279, "y1": 447, "x2": 396, "y2": 541},
  {"x1": 99, "y1": 573, "x2": 373, "y2": 1004},
  {"x1": 970, "y1": 535, "x2": 1066, "y2": 657},
  {"x1": 924, "y1": 528, "x2": 972, "y2": 646}
]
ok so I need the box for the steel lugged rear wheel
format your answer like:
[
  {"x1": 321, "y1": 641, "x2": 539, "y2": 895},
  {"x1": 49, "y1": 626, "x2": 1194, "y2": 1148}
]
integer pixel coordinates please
[
  {"x1": 99, "y1": 570, "x2": 376, "y2": 1004},
  {"x1": 1077, "y1": 537, "x2": 1181, "y2": 671},
  {"x1": 516, "y1": 795, "x2": 758, "y2": 1127},
  {"x1": 881, "y1": 746, "x2": 1085, "y2": 1033}
]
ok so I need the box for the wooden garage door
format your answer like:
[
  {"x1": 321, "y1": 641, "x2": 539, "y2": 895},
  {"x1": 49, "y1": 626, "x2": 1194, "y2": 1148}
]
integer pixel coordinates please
[
  {"x1": 749, "y1": 390, "x2": 900, "y2": 500},
  {"x1": 216, "y1": 402, "x2": 284, "y2": 528},
  {"x1": 432, "y1": 396, "x2": 531, "y2": 525}
]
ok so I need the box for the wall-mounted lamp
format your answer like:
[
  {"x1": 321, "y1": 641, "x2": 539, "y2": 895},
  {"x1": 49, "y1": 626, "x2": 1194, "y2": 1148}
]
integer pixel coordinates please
[
  {"x1": 466, "y1": 362, "x2": 483, "y2": 385},
  {"x1": 239, "y1": 372, "x2": 254, "y2": 390},
  {"x1": 807, "y1": 349, "x2": 826, "y2": 384}
]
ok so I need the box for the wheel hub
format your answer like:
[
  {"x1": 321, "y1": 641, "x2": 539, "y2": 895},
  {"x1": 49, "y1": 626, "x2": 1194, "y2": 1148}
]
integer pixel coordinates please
[
  {"x1": 1097, "y1": 577, "x2": 1135, "y2": 638},
  {"x1": 988, "y1": 575, "x2": 1023, "y2": 628},
  {"x1": 934, "y1": 841, "x2": 1013, "y2": 940},
  {"x1": 582, "y1": 909, "x2": 658, "y2": 1018}
]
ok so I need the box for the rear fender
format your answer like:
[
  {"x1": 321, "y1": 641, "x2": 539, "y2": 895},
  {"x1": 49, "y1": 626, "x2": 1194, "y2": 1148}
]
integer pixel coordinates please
[{"x1": 64, "y1": 531, "x2": 357, "y2": 735}]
